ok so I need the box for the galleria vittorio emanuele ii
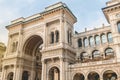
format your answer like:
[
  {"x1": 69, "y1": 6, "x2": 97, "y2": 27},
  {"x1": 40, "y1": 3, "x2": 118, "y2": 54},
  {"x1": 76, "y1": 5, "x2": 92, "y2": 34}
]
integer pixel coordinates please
[{"x1": 0, "y1": 0, "x2": 120, "y2": 80}]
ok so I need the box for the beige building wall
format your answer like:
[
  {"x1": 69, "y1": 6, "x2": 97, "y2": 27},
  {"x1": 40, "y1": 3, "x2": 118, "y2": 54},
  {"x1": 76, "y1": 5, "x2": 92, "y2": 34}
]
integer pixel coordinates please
[
  {"x1": 1, "y1": 0, "x2": 120, "y2": 80},
  {"x1": 0, "y1": 42, "x2": 6, "y2": 71},
  {"x1": 0, "y1": 42, "x2": 6, "y2": 80}
]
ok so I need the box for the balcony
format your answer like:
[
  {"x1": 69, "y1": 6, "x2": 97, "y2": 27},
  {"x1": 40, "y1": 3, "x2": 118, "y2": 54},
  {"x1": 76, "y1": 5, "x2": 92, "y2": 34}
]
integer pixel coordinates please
[{"x1": 70, "y1": 59, "x2": 116, "y2": 68}]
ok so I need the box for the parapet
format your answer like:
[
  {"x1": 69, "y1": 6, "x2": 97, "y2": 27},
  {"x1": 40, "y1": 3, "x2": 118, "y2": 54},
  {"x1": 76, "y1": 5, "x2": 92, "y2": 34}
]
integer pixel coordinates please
[
  {"x1": 106, "y1": 0, "x2": 120, "y2": 6},
  {"x1": 45, "y1": 2, "x2": 66, "y2": 11}
]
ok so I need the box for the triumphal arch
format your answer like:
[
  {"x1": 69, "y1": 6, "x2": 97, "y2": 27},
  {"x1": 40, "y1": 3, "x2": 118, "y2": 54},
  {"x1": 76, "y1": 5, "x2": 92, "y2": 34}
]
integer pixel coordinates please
[
  {"x1": 2, "y1": 2, "x2": 76, "y2": 80},
  {"x1": 1, "y1": 0, "x2": 120, "y2": 80}
]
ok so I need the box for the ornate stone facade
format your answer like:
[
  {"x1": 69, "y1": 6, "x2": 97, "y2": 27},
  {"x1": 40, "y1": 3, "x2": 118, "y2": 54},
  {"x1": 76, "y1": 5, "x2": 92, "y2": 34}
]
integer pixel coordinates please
[
  {"x1": 0, "y1": 42, "x2": 6, "y2": 80},
  {"x1": 1, "y1": 0, "x2": 120, "y2": 80}
]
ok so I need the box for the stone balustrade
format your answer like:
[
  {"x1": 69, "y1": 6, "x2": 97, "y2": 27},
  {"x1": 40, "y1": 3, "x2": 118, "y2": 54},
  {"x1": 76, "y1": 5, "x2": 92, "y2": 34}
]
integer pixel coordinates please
[{"x1": 70, "y1": 59, "x2": 116, "y2": 68}]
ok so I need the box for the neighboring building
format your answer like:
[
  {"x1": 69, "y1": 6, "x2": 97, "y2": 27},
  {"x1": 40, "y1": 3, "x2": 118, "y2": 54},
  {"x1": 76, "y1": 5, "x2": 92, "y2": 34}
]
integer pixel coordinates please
[
  {"x1": 0, "y1": 42, "x2": 6, "y2": 71},
  {"x1": 0, "y1": 42, "x2": 6, "y2": 80},
  {"x1": 1, "y1": 0, "x2": 120, "y2": 80}
]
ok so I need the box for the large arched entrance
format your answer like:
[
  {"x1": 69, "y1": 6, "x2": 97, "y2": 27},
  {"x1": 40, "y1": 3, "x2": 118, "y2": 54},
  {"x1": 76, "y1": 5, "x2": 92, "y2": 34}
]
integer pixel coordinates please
[
  {"x1": 73, "y1": 73, "x2": 85, "y2": 80},
  {"x1": 88, "y1": 72, "x2": 100, "y2": 80},
  {"x1": 49, "y1": 67, "x2": 60, "y2": 80},
  {"x1": 23, "y1": 35, "x2": 43, "y2": 56},
  {"x1": 23, "y1": 35, "x2": 43, "y2": 80},
  {"x1": 103, "y1": 70, "x2": 117, "y2": 80},
  {"x1": 7, "y1": 72, "x2": 14, "y2": 80},
  {"x1": 22, "y1": 71, "x2": 29, "y2": 80}
]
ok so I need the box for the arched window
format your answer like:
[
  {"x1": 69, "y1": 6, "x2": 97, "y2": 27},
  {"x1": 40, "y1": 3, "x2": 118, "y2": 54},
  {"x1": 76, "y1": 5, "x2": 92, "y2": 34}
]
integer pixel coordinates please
[
  {"x1": 67, "y1": 30, "x2": 72, "y2": 44},
  {"x1": 73, "y1": 73, "x2": 85, "y2": 80},
  {"x1": 67, "y1": 31, "x2": 69, "y2": 43},
  {"x1": 89, "y1": 36, "x2": 94, "y2": 46},
  {"x1": 84, "y1": 38, "x2": 89, "y2": 47},
  {"x1": 49, "y1": 67, "x2": 60, "y2": 80},
  {"x1": 80, "y1": 52, "x2": 89, "y2": 61},
  {"x1": 105, "y1": 48, "x2": 114, "y2": 56},
  {"x1": 95, "y1": 35, "x2": 100, "y2": 45},
  {"x1": 78, "y1": 38, "x2": 82, "y2": 47},
  {"x1": 107, "y1": 32, "x2": 113, "y2": 43},
  {"x1": 88, "y1": 72, "x2": 100, "y2": 80},
  {"x1": 103, "y1": 70, "x2": 117, "y2": 80},
  {"x1": 101, "y1": 34, "x2": 107, "y2": 44},
  {"x1": 117, "y1": 22, "x2": 120, "y2": 33},
  {"x1": 11, "y1": 41, "x2": 18, "y2": 52},
  {"x1": 51, "y1": 32, "x2": 54, "y2": 43},
  {"x1": 69, "y1": 32, "x2": 72, "y2": 44},
  {"x1": 15, "y1": 41, "x2": 18, "y2": 49},
  {"x1": 7, "y1": 72, "x2": 14, "y2": 80},
  {"x1": 12, "y1": 42, "x2": 15, "y2": 52},
  {"x1": 22, "y1": 71, "x2": 29, "y2": 80},
  {"x1": 92, "y1": 50, "x2": 100, "y2": 59},
  {"x1": 55, "y1": 30, "x2": 59, "y2": 43}
]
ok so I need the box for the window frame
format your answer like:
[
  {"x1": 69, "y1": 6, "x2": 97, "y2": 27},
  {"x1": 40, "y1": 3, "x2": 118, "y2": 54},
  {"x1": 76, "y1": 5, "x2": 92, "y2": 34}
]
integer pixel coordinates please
[
  {"x1": 55, "y1": 30, "x2": 59, "y2": 43},
  {"x1": 78, "y1": 38, "x2": 82, "y2": 47},
  {"x1": 105, "y1": 48, "x2": 114, "y2": 56},
  {"x1": 89, "y1": 36, "x2": 94, "y2": 46},
  {"x1": 95, "y1": 35, "x2": 100, "y2": 45},
  {"x1": 92, "y1": 50, "x2": 100, "y2": 59},
  {"x1": 117, "y1": 22, "x2": 120, "y2": 33},
  {"x1": 107, "y1": 32, "x2": 113, "y2": 43},
  {"x1": 101, "y1": 34, "x2": 107, "y2": 44},
  {"x1": 83, "y1": 37, "x2": 89, "y2": 47}
]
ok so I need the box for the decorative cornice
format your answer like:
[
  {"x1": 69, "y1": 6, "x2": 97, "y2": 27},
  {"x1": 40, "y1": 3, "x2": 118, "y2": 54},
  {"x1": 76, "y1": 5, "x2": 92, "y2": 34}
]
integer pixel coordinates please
[
  {"x1": 102, "y1": 3, "x2": 120, "y2": 12},
  {"x1": 6, "y1": 2, "x2": 77, "y2": 29},
  {"x1": 102, "y1": 3, "x2": 120, "y2": 23}
]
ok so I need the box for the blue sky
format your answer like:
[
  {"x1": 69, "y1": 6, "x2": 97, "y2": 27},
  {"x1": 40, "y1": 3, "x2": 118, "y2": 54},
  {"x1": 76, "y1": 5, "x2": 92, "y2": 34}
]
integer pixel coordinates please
[{"x1": 0, "y1": 0, "x2": 110, "y2": 45}]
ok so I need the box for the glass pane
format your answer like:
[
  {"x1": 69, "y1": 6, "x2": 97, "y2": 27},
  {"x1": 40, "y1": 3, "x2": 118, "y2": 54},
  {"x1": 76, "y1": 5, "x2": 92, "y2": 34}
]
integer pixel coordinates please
[
  {"x1": 81, "y1": 52, "x2": 89, "y2": 59},
  {"x1": 93, "y1": 51, "x2": 100, "y2": 57},
  {"x1": 108, "y1": 33, "x2": 113, "y2": 43},
  {"x1": 101, "y1": 34, "x2": 107, "y2": 43},
  {"x1": 56, "y1": 31, "x2": 59, "y2": 42},
  {"x1": 89, "y1": 37, "x2": 94, "y2": 46},
  {"x1": 118, "y1": 23, "x2": 120, "y2": 33},
  {"x1": 51, "y1": 32, "x2": 54, "y2": 43},
  {"x1": 105, "y1": 48, "x2": 113, "y2": 56},
  {"x1": 84, "y1": 38, "x2": 89, "y2": 47},
  {"x1": 95, "y1": 35, "x2": 100, "y2": 45},
  {"x1": 78, "y1": 39, "x2": 82, "y2": 47},
  {"x1": 83, "y1": 53, "x2": 88, "y2": 57}
]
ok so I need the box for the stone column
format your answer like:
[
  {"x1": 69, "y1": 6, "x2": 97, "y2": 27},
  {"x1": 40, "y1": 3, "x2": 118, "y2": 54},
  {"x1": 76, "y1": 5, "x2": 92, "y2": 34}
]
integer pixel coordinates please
[
  {"x1": 54, "y1": 68, "x2": 59, "y2": 80},
  {"x1": 82, "y1": 38, "x2": 85, "y2": 48},
  {"x1": 60, "y1": 57, "x2": 65, "y2": 80},
  {"x1": 41, "y1": 59, "x2": 46, "y2": 80},
  {"x1": 13, "y1": 65, "x2": 17, "y2": 80},
  {"x1": 1, "y1": 66, "x2": 7, "y2": 80},
  {"x1": 85, "y1": 75, "x2": 88, "y2": 80},
  {"x1": 100, "y1": 74, "x2": 103, "y2": 80},
  {"x1": 5, "y1": 35, "x2": 12, "y2": 56},
  {"x1": 99, "y1": 34, "x2": 102, "y2": 45},
  {"x1": 30, "y1": 58, "x2": 35, "y2": 80},
  {"x1": 102, "y1": 51, "x2": 106, "y2": 59},
  {"x1": 60, "y1": 16, "x2": 63, "y2": 43},
  {"x1": 17, "y1": 27, "x2": 23, "y2": 57},
  {"x1": 117, "y1": 75, "x2": 120, "y2": 80},
  {"x1": 15, "y1": 65, "x2": 23, "y2": 80},
  {"x1": 105, "y1": 33, "x2": 109, "y2": 43}
]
